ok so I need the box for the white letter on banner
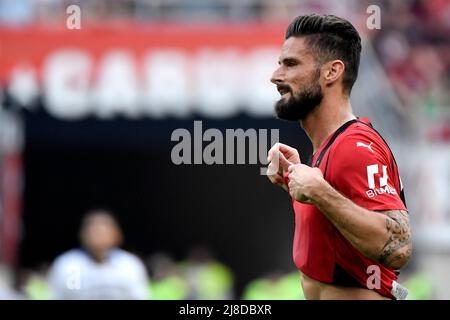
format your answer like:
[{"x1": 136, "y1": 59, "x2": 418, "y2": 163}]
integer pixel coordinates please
[
  {"x1": 93, "y1": 50, "x2": 140, "y2": 119},
  {"x1": 43, "y1": 50, "x2": 92, "y2": 120},
  {"x1": 193, "y1": 49, "x2": 241, "y2": 118},
  {"x1": 142, "y1": 50, "x2": 190, "y2": 118},
  {"x1": 243, "y1": 48, "x2": 280, "y2": 117}
]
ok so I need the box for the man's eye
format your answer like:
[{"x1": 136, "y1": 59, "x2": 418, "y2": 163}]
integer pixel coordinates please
[{"x1": 286, "y1": 61, "x2": 297, "y2": 67}]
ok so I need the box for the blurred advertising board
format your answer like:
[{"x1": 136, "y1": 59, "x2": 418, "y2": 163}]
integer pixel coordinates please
[{"x1": 1, "y1": 23, "x2": 286, "y2": 120}]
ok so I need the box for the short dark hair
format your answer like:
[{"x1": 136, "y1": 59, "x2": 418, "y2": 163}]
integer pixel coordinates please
[{"x1": 285, "y1": 14, "x2": 362, "y2": 95}]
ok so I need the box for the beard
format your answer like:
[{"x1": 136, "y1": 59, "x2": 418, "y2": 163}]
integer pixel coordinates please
[{"x1": 274, "y1": 71, "x2": 323, "y2": 122}]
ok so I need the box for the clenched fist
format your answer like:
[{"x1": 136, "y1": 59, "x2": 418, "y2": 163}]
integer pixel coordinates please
[{"x1": 287, "y1": 164, "x2": 324, "y2": 203}]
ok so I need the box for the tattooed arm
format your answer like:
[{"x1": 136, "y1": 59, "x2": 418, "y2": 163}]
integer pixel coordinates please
[
  {"x1": 287, "y1": 164, "x2": 412, "y2": 269},
  {"x1": 378, "y1": 210, "x2": 412, "y2": 268},
  {"x1": 308, "y1": 179, "x2": 412, "y2": 269}
]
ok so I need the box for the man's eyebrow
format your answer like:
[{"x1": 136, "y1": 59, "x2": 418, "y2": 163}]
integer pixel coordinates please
[{"x1": 279, "y1": 57, "x2": 300, "y2": 65}]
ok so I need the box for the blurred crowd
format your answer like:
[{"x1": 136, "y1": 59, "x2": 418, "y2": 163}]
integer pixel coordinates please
[
  {"x1": 368, "y1": 0, "x2": 450, "y2": 127},
  {"x1": 0, "y1": 208, "x2": 305, "y2": 300},
  {"x1": 0, "y1": 208, "x2": 434, "y2": 300},
  {"x1": 1, "y1": 0, "x2": 449, "y2": 127},
  {"x1": 0, "y1": 0, "x2": 357, "y2": 24}
]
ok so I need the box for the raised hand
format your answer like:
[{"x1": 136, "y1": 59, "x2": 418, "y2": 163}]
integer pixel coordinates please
[{"x1": 267, "y1": 143, "x2": 301, "y2": 191}]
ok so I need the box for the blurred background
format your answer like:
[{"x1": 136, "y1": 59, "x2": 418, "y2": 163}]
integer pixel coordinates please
[{"x1": 0, "y1": 0, "x2": 449, "y2": 300}]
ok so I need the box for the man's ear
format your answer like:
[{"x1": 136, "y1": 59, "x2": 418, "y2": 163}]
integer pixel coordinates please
[{"x1": 323, "y1": 60, "x2": 345, "y2": 87}]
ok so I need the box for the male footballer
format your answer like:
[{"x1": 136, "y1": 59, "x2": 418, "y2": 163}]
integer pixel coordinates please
[{"x1": 267, "y1": 14, "x2": 412, "y2": 300}]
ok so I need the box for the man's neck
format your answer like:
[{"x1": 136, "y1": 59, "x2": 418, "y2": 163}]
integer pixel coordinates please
[
  {"x1": 85, "y1": 248, "x2": 110, "y2": 263},
  {"x1": 300, "y1": 95, "x2": 356, "y2": 153}
]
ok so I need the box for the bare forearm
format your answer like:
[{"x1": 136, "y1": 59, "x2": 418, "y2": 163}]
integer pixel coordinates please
[
  {"x1": 308, "y1": 180, "x2": 411, "y2": 268},
  {"x1": 309, "y1": 181, "x2": 385, "y2": 260}
]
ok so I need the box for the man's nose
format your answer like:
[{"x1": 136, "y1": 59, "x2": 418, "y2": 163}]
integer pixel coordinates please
[{"x1": 270, "y1": 67, "x2": 284, "y2": 85}]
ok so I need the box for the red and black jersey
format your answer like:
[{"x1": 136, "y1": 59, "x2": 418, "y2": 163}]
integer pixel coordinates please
[{"x1": 288, "y1": 117, "x2": 407, "y2": 300}]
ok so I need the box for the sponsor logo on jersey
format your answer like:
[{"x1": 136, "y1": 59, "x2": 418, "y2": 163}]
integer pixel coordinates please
[
  {"x1": 365, "y1": 164, "x2": 397, "y2": 198},
  {"x1": 356, "y1": 141, "x2": 374, "y2": 153}
]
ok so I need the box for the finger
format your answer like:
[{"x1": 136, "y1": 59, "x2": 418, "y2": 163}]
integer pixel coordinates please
[
  {"x1": 268, "y1": 142, "x2": 293, "y2": 162},
  {"x1": 266, "y1": 161, "x2": 281, "y2": 176},
  {"x1": 269, "y1": 176, "x2": 282, "y2": 185},
  {"x1": 267, "y1": 143, "x2": 280, "y2": 162},
  {"x1": 288, "y1": 163, "x2": 300, "y2": 173},
  {"x1": 277, "y1": 143, "x2": 294, "y2": 154},
  {"x1": 269, "y1": 164, "x2": 285, "y2": 180},
  {"x1": 269, "y1": 173, "x2": 287, "y2": 189},
  {"x1": 267, "y1": 162, "x2": 281, "y2": 177},
  {"x1": 278, "y1": 152, "x2": 292, "y2": 172},
  {"x1": 278, "y1": 144, "x2": 302, "y2": 164},
  {"x1": 274, "y1": 177, "x2": 286, "y2": 186}
]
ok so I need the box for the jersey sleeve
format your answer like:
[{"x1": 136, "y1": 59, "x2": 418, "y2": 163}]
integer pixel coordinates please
[{"x1": 327, "y1": 131, "x2": 406, "y2": 212}]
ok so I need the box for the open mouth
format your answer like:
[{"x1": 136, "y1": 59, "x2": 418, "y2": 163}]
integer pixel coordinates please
[{"x1": 277, "y1": 85, "x2": 291, "y2": 97}]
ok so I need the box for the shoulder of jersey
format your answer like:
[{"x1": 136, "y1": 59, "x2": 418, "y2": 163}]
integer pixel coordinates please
[
  {"x1": 334, "y1": 122, "x2": 389, "y2": 156},
  {"x1": 110, "y1": 248, "x2": 145, "y2": 265},
  {"x1": 52, "y1": 248, "x2": 89, "y2": 267}
]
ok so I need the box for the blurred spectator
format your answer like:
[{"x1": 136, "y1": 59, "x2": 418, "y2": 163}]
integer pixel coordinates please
[
  {"x1": 0, "y1": 263, "x2": 24, "y2": 299},
  {"x1": 398, "y1": 257, "x2": 434, "y2": 300},
  {"x1": 404, "y1": 272, "x2": 434, "y2": 300},
  {"x1": 242, "y1": 271, "x2": 305, "y2": 300},
  {"x1": 47, "y1": 208, "x2": 149, "y2": 299},
  {"x1": 368, "y1": 0, "x2": 450, "y2": 116},
  {"x1": 22, "y1": 264, "x2": 51, "y2": 300},
  {"x1": 179, "y1": 246, "x2": 234, "y2": 300},
  {"x1": 146, "y1": 253, "x2": 189, "y2": 300}
]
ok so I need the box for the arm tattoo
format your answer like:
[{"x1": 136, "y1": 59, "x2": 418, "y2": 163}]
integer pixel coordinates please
[{"x1": 379, "y1": 210, "x2": 412, "y2": 266}]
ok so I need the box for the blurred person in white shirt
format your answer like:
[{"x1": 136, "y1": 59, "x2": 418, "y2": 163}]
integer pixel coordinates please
[{"x1": 48, "y1": 208, "x2": 149, "y2": 299}]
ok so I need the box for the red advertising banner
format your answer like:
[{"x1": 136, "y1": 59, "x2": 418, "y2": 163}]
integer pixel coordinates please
[
  {"x1": 1, "y1": 23, "x2": 286, "y2": 78},
  {"x1": 0, "y1": 23, "x2": 287, "y2": 119}
]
